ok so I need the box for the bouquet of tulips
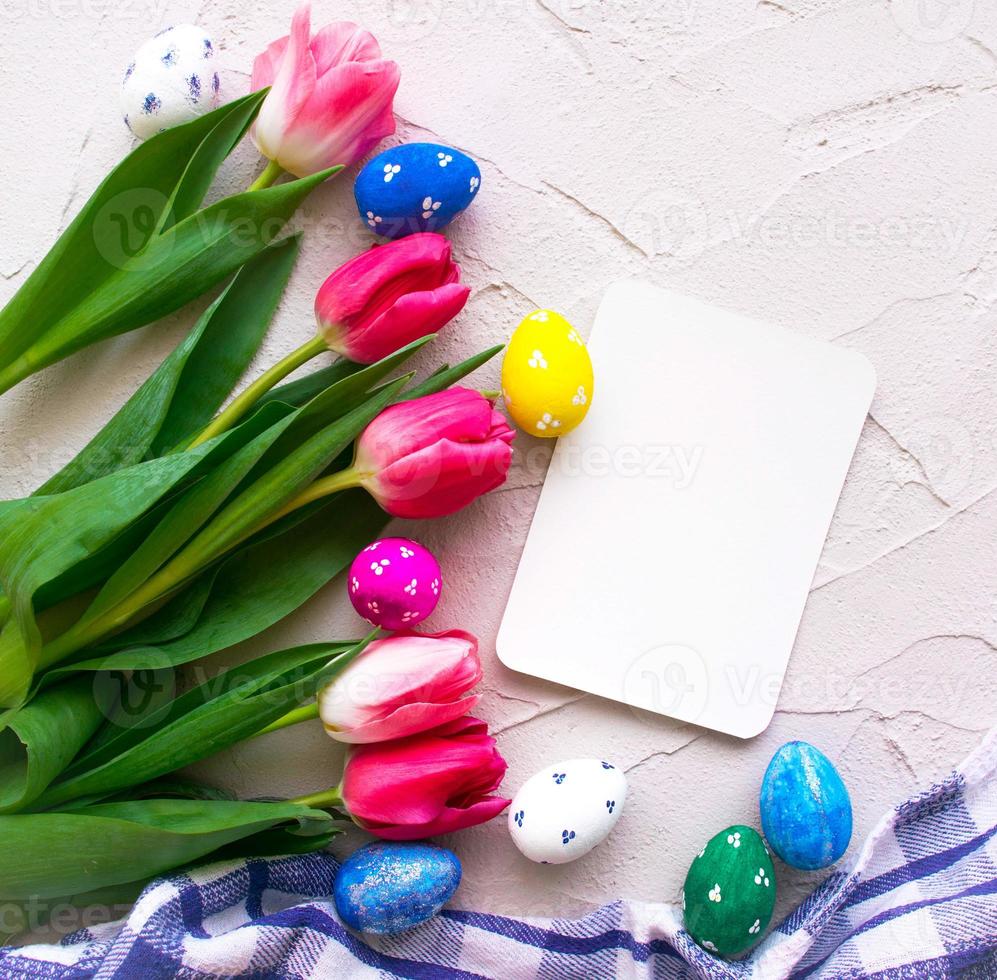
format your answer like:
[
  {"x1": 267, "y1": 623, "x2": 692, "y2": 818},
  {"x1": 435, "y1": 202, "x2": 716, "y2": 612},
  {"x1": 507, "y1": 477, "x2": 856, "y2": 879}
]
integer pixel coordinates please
[{"x1": 0, "y1": 5, "x2": 516, "y2": 931}]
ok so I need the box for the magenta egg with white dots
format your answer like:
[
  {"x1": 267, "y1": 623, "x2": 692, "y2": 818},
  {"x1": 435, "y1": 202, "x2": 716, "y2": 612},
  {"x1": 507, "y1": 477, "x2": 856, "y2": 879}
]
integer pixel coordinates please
[{"x1": 348, "y1": 538, "x2": 442, "y2": 631}]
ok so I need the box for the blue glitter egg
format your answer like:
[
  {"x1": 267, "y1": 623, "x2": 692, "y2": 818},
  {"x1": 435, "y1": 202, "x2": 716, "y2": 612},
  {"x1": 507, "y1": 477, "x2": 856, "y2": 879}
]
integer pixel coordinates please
[
  {"x1": 333, "y1": 842, "x2": 462, "y2": 935},
  {"x1": 355, "y1": 142, "x2": 482, "y2": 240},
  {"x1": 759, "y1": 741, "x2": 853, "y2": 870}
]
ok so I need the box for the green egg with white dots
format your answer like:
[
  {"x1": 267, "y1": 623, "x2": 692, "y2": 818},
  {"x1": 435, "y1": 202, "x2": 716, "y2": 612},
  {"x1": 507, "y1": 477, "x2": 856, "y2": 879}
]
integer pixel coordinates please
[{"x1": 682, "y1": 825, "x2": 776, "y2": 958}]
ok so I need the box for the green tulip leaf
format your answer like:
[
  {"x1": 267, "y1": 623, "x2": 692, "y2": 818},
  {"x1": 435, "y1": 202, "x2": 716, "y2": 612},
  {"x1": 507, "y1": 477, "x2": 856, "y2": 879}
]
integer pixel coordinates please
[
  {"x1": 82, "y1": 337, "x2": 429, "y2": 628},
  {"x1": 0, "y1": 448, "x2": 218, "y2": 658},
  {"x1": 36, "y1": 235, "x2": 301, "y2": 495},
  {"x1": 36, "y1": 638, "x2": 370, "y2": 809},
  {"x1": 0, "y1": 91, "x2": 333, "y2": 395},
  {"x1": 41, "y1": 378, "x2": 405, "y2": 678},
  {"x1": 257, "y1": 360, "x2": 365, "y2": 412},
  {"x1": 401, "y1": 344, "x2": 505, "y2": 401},
  {"x1": 0, "y1": 798, "x2": 333, "y2": 900},
  {"x1": 0, "y1": 93, "x2": 267, "y2": 373},
  {"x1": 94, "y1": 490, "x2": 387, "y2": 671},
  {"x1": 24, "y1": 169, "x2": 334, "y2": 378},
  {"x1": 0, "y1": 879, "x2": 146, "y2": 943},
  {"x1": 78, "y1": 406, "x2": 305, "y2": 629},
  {"x1": 150, "y1": 234, "x2": 301, "y2": 454},
  {"x1": 0, "y1": 421, "x2": 268, "y2": 707},
  {"x1": 166, "y1": 376, "x2": 407, "y2": 580},
  {"x1": 253, "y1": 335, "x2": 433, "y2": 469},
  {"x1": 159, "y1": 91, "x2": 264, "y2": 232},
  {"x1": 0, "y1": 677, "x2": 106, "y2": 813}
]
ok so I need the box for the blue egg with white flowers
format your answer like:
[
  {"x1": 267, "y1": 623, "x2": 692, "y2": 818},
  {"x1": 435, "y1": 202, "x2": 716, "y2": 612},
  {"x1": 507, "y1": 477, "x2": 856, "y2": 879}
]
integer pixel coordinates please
[
  {"x1": 355, "y1": 142, "x2": 482, "y2": 239},
  {"x1": 333, "y1": 842, "x2": 462, "y2": 935},
  {"x1": 760, "y1": 741, "x2": 853, "y2": 870}
]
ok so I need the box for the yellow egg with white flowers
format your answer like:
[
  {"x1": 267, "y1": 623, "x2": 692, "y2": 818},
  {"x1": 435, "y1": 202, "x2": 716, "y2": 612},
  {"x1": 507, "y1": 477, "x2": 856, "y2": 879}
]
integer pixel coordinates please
[{"x1": 501, "y1": 310, "x2": 594, "y2": 438}]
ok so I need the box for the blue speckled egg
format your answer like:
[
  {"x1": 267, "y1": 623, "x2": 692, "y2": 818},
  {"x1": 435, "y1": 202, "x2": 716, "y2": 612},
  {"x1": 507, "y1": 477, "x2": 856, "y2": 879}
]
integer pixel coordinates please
[
  {"x1": 333, "y1": 842, "x2": 462, "y2": 935},
  {"x1": 355, "y1": 142, "x2": 482, "y2": 239},
  {"x1": 759, "y1": 741, "x2": 853, "y2": 870}
]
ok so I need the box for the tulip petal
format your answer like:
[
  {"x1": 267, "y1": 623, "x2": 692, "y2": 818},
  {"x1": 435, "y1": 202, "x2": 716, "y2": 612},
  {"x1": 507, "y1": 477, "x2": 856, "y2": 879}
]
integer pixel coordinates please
[
  {"x1": 343, "y1": 283, "x2": 471, "y2": 364},
  {"x1": 371, "y1": 436, "x2": 513, "y2": 519},
  {"x1": 254, "y1": 4, "x2": 318, "y2": 164},
  {"x1": 367, "y1": 795, "x2": 512, "y2": 840},
  {"x1": 315, "y1": 234, "x2": 454, "y2": 329},
  {"x1": 352, "y1": 734, "x2": 502, "y2": 818},
  {"x1": 251, "y1": 36, "x2": 289, "y2": 91},
  {"x1": 431, "y1": 716, "x2": 491, "y2": 739},
  {"x1": 318, "y1": 629, "x2": 481, "y2": 737},
  {"x1": 277, "y1": 59, "x2": 400, "y2": 173},
  {"x1": 310, "y1": 22, "x2": 382, "y2": 73},
  {"x1": 328, "y1": 694, "x2": 480, "y2": 744},
  {"x1": 357, "y1": 388, "x2": 496, "y2": 469},
  {"x1": 342, "y1": 716, "x2": 508, "y2": 832},
  {"x1": 490, "y1": 409, "x2": 517, "y2": 445}
]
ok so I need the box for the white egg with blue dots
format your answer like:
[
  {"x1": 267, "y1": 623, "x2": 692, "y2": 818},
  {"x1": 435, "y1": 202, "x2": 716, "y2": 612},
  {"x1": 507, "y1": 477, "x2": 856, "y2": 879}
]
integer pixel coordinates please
[
  {"x1": 508, "y1": 758, "x2": 627, "y2": 865},
  {"x1": 120, "y1": 25, "x2": 220, "y2": 141}
]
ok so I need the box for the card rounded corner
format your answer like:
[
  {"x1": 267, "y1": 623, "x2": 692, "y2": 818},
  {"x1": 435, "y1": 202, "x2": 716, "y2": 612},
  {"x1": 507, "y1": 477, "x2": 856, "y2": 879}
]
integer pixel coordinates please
[
  {"x1": 731, "y1": 706, "x2": 777, "y2": 740},
  {"x1": 494, "y1": 630, "x2": 516, "y2": 670},
  {"x1": 845, "y1": 348, "x2": 878, "y2": 402}
]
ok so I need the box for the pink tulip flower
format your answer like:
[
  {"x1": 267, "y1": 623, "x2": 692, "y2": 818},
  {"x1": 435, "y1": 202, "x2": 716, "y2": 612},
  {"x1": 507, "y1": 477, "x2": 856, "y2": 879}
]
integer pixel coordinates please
[
  {"x1": 192, "y1": 236, "x2": 470, "y2": 443},
  {"x1": 315, "y1": 234, "x2": 470, "y2": 364},
  {"x1": 251, "y1": 4, "x2": 400, "y2": 177},
  {"x1": 353, "y1": 388, "x2": 515, "y2": 519},
  {"x1": 340, "y1": 716, "x2": 510, "y2": 839},
  {"x1": 318, "y1": 630, "x2": 482, "y2": 744}
]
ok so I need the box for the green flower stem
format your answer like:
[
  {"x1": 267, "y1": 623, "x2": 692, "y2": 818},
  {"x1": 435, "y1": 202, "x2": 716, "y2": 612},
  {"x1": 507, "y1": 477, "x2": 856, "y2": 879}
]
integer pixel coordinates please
[
  {"x1": 0, "y1": 157, "x2": 291, "y2": 399},
  {"x1": 188, "y1": 334, "x2": 329, "y2": 448},
  {"x1": 247, "y1": 159, "x2": 286, "y2": 192},
  {"x1": 292, "y1": 785, "x2": 344, "y2": 810},
  {"x1": 264, "y1": 468, "x2": 364, "y2": 525},
  {"x1": 36, "y1": 467, "x2": 366, "y2": 670},
  {"x1": 255, "y1": 700, "x2": 320, "y2": 737}
]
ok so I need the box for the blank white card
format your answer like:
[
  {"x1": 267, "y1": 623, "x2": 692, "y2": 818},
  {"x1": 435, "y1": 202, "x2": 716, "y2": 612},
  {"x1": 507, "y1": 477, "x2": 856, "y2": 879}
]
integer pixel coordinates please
[{"x1": 497, "y1": 282, "x2": 875, "y2": 738}]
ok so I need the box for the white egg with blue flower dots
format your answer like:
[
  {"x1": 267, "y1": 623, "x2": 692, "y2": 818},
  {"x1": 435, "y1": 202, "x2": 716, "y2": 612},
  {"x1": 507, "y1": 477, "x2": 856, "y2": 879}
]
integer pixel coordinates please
[
  {"x1": 120, "y1": 25, "x2": 220, "y2": 140},
  {"x1": 509, "y1": 758, "x2": 627, "y2": 865}
]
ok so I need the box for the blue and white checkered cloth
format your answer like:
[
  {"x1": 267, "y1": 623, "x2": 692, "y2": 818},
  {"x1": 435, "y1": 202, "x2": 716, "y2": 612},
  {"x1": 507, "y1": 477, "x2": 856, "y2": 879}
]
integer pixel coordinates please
[{"x1": 2, "y1": 730, "x2": 995, "y2": 979}]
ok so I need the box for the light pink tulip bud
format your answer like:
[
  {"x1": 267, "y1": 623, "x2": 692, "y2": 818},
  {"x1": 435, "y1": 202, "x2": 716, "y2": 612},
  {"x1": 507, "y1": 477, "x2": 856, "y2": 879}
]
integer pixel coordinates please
[
  {"x1": 318, "y1": 630, "x2": 482, "y2": 744},
  {"x1": 251, "y1": 4, "x2": 400, "y2": 177}
]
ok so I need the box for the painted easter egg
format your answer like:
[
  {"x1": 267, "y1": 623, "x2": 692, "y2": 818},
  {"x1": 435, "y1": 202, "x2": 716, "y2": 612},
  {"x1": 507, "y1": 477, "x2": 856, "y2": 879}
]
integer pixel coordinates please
[
  {"x1": 355, "y1": 142, "x2": 482, "y2": 240},
  {"x1": 120, "y1": 25, "x2": 220, "y2": 140},
  {"x1": 348, "y1": 537, "x2": 441, "y2": 631},
  {"x1": 759, "y1": 741, "x2": 853, "y2": 870},
  {"x1": 501, "y1": 310, "x2": 594, "y2": 438},
  {"x1": 334, "y1": 842, "x2": 461, "y2": 935},
  {"x1": 508, "y1": 758, "x2": 626, "y2": 865},
  {"x1": 682, "y1": 825, "x2": 776, "y2": 958}
]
